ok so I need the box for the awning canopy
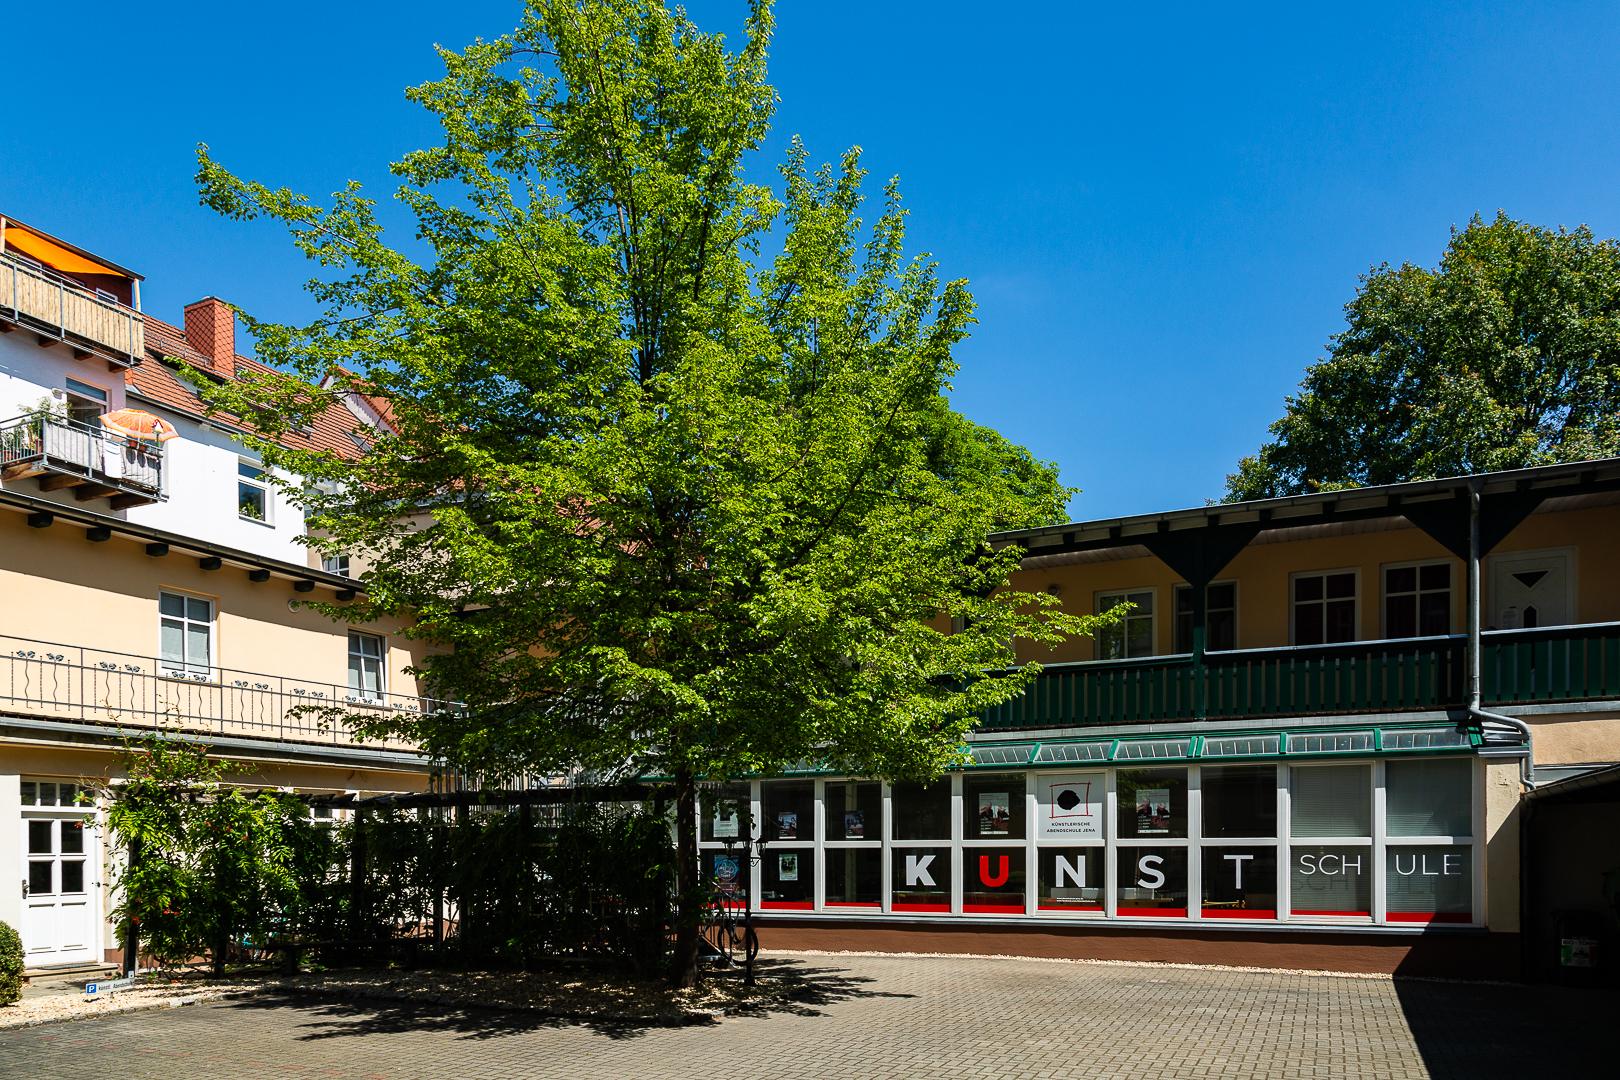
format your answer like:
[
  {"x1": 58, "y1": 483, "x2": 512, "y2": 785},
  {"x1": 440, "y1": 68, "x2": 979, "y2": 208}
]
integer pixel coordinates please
[{"x1": 3, "y1": 221, "x2": 134, "y2": 280}]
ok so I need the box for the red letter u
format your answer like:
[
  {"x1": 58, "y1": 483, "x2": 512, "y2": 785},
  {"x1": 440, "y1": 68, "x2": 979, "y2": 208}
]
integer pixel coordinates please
[{"x1": 979, "y1": 855, "x2": 1010, "y2": 888}]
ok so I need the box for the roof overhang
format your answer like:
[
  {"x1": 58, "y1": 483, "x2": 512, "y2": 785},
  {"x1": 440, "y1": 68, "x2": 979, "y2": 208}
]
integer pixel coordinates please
[{"x1": 995, "y1": 458, "x2": 1620, "y2": 562}]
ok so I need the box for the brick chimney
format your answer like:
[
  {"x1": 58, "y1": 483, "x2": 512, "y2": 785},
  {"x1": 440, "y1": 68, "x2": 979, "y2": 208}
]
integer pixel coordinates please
[{"x1": 182, "y1": 297, "x2": 236, "y2": 378}]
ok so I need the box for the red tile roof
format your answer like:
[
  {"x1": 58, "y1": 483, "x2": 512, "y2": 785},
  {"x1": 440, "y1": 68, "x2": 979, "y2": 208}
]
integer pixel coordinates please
[{"x1": 131, "y1": 315, "x2": 390, "y2": 460}]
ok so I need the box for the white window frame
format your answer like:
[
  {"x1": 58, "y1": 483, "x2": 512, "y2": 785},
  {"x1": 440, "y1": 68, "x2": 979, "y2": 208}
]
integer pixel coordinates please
[
  {"x1": 1380, "y1": 559, "x2": 1455, "y2": 639},
  {"x1": 1173, "y1": 580, "x2": 1239, "y2": 653},
  {"x1": 237, "y1": 458, "x2": 272, "y2": 525},
  {"x1": 158, "y1": 590, "x2": 215, "y2": 681},
  {"x1": 820, "y1": 779, "x2": 884, "y2": 913},
  {"x1": 346, "y1": 630, "x2": 387, "y2": 704},
  {"x1": 1380, "y1": 757, "x2": 1477, "y2": 926},
  {"x1": 1281, "y1": 762, "x2": 1375, "y2": 924},
  {"x1": 322, "y1": 554, "x2": 352, "y2": 578},
  {"x1": 1289, "y1": 568, "x2": 1360, "y2": 646},
  {"x1": 1094, "y1": 587, "x2": 1157, "y2": 660}
]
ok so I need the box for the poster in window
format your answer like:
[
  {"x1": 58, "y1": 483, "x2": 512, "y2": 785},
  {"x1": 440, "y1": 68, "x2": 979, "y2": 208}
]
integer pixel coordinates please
[
  {"x1": 977, "y1": 792, "x2": 1011, "y2": 836},
  {"x1": 776, "y1": 811, "x2": 799, "y2": 839},
  {"x1": 779, "y1": 853, "x2": 799, "y2": 882},
  {"x1": 843, "y1": 810, "x2": 866, "y2": 838},
  {"x1": 712, "y1": 854, "x2": 741, "y2": 897},
  {"x1": 1039, "y1": 773, "x2": 1103, "y2": 839},
  {"x1": 1135, "y1": 788, "x2": 1172, "y2": 835},
  {"x1": 712, "y1": 803, "x2": 740, "y2": 839}
]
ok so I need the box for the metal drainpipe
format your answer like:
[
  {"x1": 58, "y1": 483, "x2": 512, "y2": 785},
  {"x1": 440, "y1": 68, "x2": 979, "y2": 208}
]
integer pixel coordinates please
[{"x1": 1467, "y1": 484, "x2": 1536, "y2": 787}]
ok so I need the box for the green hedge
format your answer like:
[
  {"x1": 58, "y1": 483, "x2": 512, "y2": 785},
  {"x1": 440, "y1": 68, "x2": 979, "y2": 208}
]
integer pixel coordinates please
[{"x1": 0, "y1": 919, "x2": 22, "y2": 1005}]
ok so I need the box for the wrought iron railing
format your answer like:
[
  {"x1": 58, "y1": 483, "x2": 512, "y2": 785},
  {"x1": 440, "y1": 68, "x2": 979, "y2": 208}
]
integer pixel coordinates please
[
  {"x1": 0, "y1": 412, "x2": 162, "y2": 497},
  {"x1": 0, "y1": 251, "x2": 143, "y2": 362},
  {"x1": 980, "y1": 623, "x2": 1620, "y2": 731},
  {"x1": 0, "y1": 631, "x2": 456, "y2": 750}
]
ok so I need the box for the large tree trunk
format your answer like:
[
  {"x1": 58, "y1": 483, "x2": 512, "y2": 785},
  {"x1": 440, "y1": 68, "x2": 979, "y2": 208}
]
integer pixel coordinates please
[{"x1": 668, "y1": 770, "x2": 701, "y2": 987}]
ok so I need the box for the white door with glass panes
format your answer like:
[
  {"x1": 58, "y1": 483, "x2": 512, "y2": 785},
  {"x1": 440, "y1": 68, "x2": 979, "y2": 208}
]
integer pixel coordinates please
[
  {"x1": 20, "y1": 781, "x2": 101, "y2": 967},
  {"x1": 1489, "y1": 551, "x2": 1571, "y2": 630}
]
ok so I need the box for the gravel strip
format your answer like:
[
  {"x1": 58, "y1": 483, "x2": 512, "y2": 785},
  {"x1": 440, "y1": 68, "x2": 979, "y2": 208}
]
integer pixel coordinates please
[{"x1": 0, "y1": 979, "x2": 266, "y2": 1030}]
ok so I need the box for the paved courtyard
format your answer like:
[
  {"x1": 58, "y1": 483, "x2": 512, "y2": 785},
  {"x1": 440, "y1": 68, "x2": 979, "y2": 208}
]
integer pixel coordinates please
[{"x1": 0, "y1": 952, "x2": 1610, "y2": 1079}]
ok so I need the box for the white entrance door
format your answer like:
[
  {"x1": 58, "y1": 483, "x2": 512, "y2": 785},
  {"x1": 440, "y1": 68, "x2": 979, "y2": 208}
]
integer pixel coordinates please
[
  {"x1": 1489, "y1": 550, "x2": 1573, "y2": 630},
  {"x1": 21, "y1": 791, "x2": 100, "y2": 967}
]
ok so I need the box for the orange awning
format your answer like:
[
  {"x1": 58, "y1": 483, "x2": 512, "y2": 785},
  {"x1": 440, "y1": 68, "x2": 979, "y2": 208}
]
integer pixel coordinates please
[{"x1": 4, "y1": 223, "x2": 129, "y2": 280}]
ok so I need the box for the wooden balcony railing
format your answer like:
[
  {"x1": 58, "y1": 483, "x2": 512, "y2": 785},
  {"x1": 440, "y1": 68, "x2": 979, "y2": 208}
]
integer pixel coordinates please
[
  {"x1": 0, "y1": 632, "x2": 459, "y2": 752},
  {"x1": 980, "y1": 623, "x2": 1620, "y2": 732},
  {"x1": 0, "y1": 252, "x2": 143, "y2": 363}
]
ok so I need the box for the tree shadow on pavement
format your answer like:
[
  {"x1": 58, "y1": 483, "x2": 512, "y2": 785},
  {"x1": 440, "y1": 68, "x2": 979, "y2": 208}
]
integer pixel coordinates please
[
  {"x1": 216, "y1": 956, "x2": 913, "y2": 1043},
  {"x1": 1392, "y1": 976, "x2": 1616, "y2": 1077}
]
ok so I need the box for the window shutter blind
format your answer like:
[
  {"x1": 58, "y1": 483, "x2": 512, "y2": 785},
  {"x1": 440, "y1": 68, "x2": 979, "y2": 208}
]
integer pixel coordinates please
[
  {"x1": 1385, "y1": 759, "x2": 1472, "y2": 837},
  {"x1": 1289, "y1": 764, "x2": 1371, "y2": 837}
]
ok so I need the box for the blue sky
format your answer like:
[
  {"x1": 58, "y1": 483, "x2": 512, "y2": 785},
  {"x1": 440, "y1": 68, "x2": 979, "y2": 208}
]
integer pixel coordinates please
[{"x1": 4, "y1": 2, "x2": 1618, "y2": 519}]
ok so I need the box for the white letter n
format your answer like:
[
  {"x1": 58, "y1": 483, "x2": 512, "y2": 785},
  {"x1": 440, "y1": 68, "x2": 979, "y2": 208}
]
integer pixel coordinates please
[{"x1": 1054, "y1": 854, "x2": 1086, "y2": 888}]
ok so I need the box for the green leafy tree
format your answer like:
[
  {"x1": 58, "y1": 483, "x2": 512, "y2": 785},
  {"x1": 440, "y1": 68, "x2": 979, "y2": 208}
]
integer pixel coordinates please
[
  {"x1": 1228, "y1": 212, "x2": 1620, "y2": 500},
  {"x1": 106, "y1": 739, "x2": 318, "y2": 974},
  {"x1": 190, "y1": 0, "x2": 1101, "y2": 983}
]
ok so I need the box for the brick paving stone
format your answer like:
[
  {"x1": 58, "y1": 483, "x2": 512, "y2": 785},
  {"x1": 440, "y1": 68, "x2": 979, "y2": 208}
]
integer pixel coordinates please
[{"x1": 0, "y1": 952, "x2": 1610, "y2": 1078}]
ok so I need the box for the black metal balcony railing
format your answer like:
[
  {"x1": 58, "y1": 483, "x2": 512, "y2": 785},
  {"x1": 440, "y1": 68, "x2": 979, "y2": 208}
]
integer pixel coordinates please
[
  {"x1": 0, "y1": 632, "x2": 458, "y2": 751},
  {"x1": 980, "y1": 623, "x2": 1620, "y2": 732},
  {"x1": 0, "y1": 413, "x2": 162, "y2": 506}
]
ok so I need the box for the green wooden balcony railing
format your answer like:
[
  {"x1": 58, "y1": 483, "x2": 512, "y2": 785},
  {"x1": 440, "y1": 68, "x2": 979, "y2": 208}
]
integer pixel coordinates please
[
  {"x1": 1482, "y1": 622, "x2": 1620, "y2": 704},
  {"x1": 979, "y1": 622, "x2": 1620, "y2": 732}
]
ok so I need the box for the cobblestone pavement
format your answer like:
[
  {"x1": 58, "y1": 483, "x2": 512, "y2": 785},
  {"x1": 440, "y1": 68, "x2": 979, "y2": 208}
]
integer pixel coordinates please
[{"x1": 0, "y1": 952, "x2": 1609, "y2": 1079}]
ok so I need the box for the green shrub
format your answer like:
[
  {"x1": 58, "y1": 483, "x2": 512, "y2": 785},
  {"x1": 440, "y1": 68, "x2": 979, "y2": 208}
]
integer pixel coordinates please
[{"x1": 0, "y1": 919, "x2": 23, "y2": 1005}]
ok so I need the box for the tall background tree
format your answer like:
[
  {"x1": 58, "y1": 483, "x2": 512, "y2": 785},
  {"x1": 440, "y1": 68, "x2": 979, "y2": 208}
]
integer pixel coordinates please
[
  {"x1": 1227, "y1": 212, "x2": 1620, "y2": 500},
  {"x1": 191, "y1": 0, "x2": 1101, "y2": 982}
]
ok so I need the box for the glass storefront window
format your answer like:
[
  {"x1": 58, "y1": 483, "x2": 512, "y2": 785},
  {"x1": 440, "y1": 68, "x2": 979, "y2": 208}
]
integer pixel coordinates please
[
  {"x1": 1115, "y1": 847, "x2": 1188, "y2": 916},
  {"x1": 1386, "y1": 845, "x2": 1471, "y2": 922},
  {"x1": 1117, "y1": 769, "x2": 1188, "y2": 839},
  {"x1": 713, "y1": 757, "x2": 1475, "y2": 927},
  {"x1": 1290, "y1": 845, "x2": 1372, "y2": 917},
  {"x1": 1291, "y1": 764, "x2": 1371, "y2": 837},
  {"x1": 963, "y1": 773, "x2": 1025, "y2": 840},
  {"x1": 1200, "y1": 846, "x2": 1277, "y2": 918},
  {"x1": 701, "y1": 784, "x2": 751, "y2": 843},
  {"x1": 892, "y1": 846, "x2": 952, "y2": 911},
  {"x1": 893, "y1": 780, "x2": 952, "y2": 841},
  {"x1": 825, "y1": 848, "x2": 882, "y2": 907},
  {"x1": 962, "y1": 847, "x2": 1025, "y2": 913},
  {"x1": 827, "y1": 781, "x2": 881, "y2": 841},
  {"x1": 762, "y1": 780, "x2": 814, "y2": 841},
  {"x1": 1034, "y1": 772, "x2": 1105, "y2": 841},
  {"x1": 1386, "y1": 759, "x2": 1472, "y2": 837},
  {"x1": 1201, "y1": 765, "x2": 1276, "y2": 838},
  {"x1": 1037, "y1": 847, "x2": 1103, "y2": 913},
  {"x1": 761, "y1": 850, "x2": 813, "y2": 908}
]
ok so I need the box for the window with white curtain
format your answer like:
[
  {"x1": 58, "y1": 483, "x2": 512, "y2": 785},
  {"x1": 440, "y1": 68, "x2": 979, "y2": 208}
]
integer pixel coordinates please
[
  {"x1": 159, "y1": 591, "x2": 213, "y2": 679},
  {"x1": 347, "y1": 630, "x2": 386, "y2": 702}
]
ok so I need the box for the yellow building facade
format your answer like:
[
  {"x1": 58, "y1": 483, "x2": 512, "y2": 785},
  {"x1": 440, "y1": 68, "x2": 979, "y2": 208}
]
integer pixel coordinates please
[{"x1": 1, "y1": 216, "x2": 437, "y2": 971}]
